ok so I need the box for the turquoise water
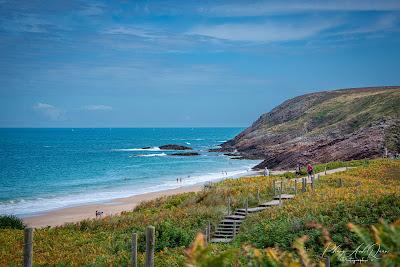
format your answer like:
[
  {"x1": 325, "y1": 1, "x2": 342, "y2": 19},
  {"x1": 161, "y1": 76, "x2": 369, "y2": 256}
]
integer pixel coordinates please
[{"x1": 0, "y1": 128, "x2": 259, "y2": 216}]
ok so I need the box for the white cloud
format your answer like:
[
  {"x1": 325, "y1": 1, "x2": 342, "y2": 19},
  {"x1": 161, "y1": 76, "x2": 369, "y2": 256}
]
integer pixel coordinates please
[
  {"x1": 205, "y1": 0, "x2": 400, "y2": 17},
  {"x1": 1, "y1": 16, "x2": 48, "y2": 33},
  {"x1": 80, "y1": 3, "x2": 106, "y2": 16},
  {"x1": 33, "y1": 102, "x2": 62, "y2": 120},
  {"x1": 103, "y1": 27, "x2": 157, "y2": 38},
  {"x1": 189, "y1": 20, "x2": 339, "y2": 43},
  {"x1": 336, "y1": 14, "x2": 399, "y2": 35},
  {"x1": 84, "y1": 105, "x2": 113, "y2": 111}
]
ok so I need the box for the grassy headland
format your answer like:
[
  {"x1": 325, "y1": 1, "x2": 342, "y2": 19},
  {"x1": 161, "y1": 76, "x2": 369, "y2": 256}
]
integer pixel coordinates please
[{"x1": 218, "y1": 87, "x2": 400, "y2": 169}]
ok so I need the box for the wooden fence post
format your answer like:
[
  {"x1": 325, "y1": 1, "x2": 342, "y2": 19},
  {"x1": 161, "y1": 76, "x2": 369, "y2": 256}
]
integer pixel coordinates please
[
  {"x1": 233, "y1": 220, "x2": 236, "y2": 237},
  {"x1": 339, "y1": 178, "x2": 343, "y2": 187},
  {"x1": 205, "y1": 227, "x2": 208, "y2": 245},
  {"x1": 324, "y1": 166, "x2": 327, "y2": 175},
  {"x1": 301, "y1": 178, "x2": 303, "y2": 192},
  {"x1": 324, "y1": 256, "x2": 331, "y2": 267},
  {"x1": 145, "y1": 226, "x2": 155, "y2": 267},
  {"x1": 273, "y1": 180, "x2": 276, "y2": 195},
  {"x1": 245, "y1": 198, "x2": 248, "y2": 215},
  {"x1": 131, "y1": 233, "x2": 137, "y2": 267},
  {"x1": 279, "y1": 187, "x2": 282, "y2": 206},
  {"x1": 311, "y1": 175, "x2": 315, "y2": 191},
  {"x1": 280, "y1": 180, "x2": 283, "y2": 194},
  {"x1": 208, "y1": 221, "x2": 211, "y2": 243},
  {"x1": 317, "y1": 174, "x2": 320, "y2": 180},
  {"x1": 227, "y1": 197, "x2": 231, "y2": 215},
  {"x1": 302, "y1": 178, "x2": 306, "y2": 193},
  {"x1": 294, "y1": 179, "x2": 297, "y2": 195},
  {"x1": 257, "y1": 188, "x2": 260, "y2": 203},
  {"x1": 24, "y1": 228, "x2": 33, "y2": 267}
]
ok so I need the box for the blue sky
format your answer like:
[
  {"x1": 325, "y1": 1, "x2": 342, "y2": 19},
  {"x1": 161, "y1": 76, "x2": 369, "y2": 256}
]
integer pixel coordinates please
[{"x1": 1, "y1": 0, "x2": 400, "y2": 127}]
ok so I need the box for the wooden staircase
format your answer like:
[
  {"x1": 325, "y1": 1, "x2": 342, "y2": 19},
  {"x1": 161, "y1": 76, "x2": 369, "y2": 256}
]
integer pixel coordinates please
[
  {"x1": 210, "y1": 193, "x2": 294, "y2": 243},
  {"x1": 208, "y1": 168, "x2": 350, "y2": 243}
]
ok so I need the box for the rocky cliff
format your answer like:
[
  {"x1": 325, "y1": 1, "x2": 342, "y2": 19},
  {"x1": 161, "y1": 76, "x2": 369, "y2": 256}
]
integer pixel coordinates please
[{"x1": 219, "y1": 86, "x2": 400, "y2": 169}]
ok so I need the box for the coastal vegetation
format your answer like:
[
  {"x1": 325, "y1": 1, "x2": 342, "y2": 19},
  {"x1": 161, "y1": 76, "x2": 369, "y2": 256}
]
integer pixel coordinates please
[
  {"x1": 0, "y1": 215, "x2": 25, "y2": 230},
  {"x1": 187, "y1": 219, "x2": 400, "y2": 266},
  {"x1": 0, "y1": 159, "x2": 399, "y2": 266}
]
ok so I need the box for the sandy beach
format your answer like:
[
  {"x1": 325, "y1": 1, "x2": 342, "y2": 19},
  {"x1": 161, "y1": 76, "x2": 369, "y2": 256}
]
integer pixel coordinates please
[
  {"x1": 23, "y1": 169, "x2": 290, "y2": 229},
  {"x1": 23, "y1": 170, "x2": 269, "y2": 228},
  {"x1": 23, "y1": 184, "x2": 204, "y2": 228}
]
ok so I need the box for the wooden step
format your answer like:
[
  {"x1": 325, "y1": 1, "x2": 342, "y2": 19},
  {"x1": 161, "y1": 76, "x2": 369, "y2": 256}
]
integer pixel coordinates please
[
  {"x1": 220, "y1": 219, "x2": 243, "y2": 224},
  {"x1": 225, "y1": 214, "x2": 245, "y2": 220},
  {"x1": 273, "y1": 194, "x2": 295, "y2": 200},
  {"x1": 213, "y1": 233, "x2": 234, "y2": 238},
  {"x1": 237, "y1": 206, "x2": 267, "y2": 213},
  {"x1": 214, "y1": 229, "x2": 237, "y2": 234},
  {"x1": 216, "y1": 225, "x2": 240, "y2": 230},
  {"x1": 214, "y1": 230, "x2": 238, "y2": 235},
  {"x1": 211, "y1": 238, "x2": 232, "y2": 243},
  {"x1": 215, "y1": 227, "x2": 239, "y2": 233},
  {"x1": 259, "y1": 200, "x2": 280, "y2": 207}
]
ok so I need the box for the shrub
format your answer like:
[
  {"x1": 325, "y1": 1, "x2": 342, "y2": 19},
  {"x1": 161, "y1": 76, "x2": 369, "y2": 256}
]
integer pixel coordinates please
[
  {"x1": 155, "y1": 220, "x2": 193, "y2": 251},
  {"x1": 0, "y1": 215, "x2": 25, "y2": 230}
]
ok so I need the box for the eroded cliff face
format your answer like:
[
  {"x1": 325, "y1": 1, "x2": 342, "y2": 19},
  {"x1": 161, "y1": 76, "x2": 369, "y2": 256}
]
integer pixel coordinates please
[{"x1": 219, "y1": 87, "x2": 400, "y2": 170}]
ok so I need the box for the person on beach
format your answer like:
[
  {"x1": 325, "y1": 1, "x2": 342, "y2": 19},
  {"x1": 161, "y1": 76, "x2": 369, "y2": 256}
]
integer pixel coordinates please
[
  {"x1": 264, "y1": 166, "x2": 270, "y2": 176},
  {"x1": 179, "y1": 177, "x2": 182, "y2": 183},
  {"x1": 176, "y1": 178, "x2": 179, "y2": 183},
  {"x1": 307, "y1": 163, "x2": 314, "y2": 178}
]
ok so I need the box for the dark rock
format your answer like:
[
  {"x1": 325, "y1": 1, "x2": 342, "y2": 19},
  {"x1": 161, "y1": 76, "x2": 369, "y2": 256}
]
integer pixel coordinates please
[
  {"x1": 224, "y1": 152, "x2": 240, "y2": 157},
  {"x1": 141, "y1": 147, "x2": 151, "y2": 149},
  {"x1": 169, "y1": 152, "x2": 200, "y2": 156},
  {"x1": 231, "y1": 156, "x2": 244, "y2": 160},
  {"x1": 159, "y1": 144, "x2": 192, "y2": 150}
]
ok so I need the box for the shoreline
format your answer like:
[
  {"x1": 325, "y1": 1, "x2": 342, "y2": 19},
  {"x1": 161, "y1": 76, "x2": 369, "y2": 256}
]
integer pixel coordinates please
[
  {"x1": 23, "y1": 169, "x2": 264, "y2": 228},
  {"x1": 23, "y1": 184, "x2": 204, "y2": 228}
]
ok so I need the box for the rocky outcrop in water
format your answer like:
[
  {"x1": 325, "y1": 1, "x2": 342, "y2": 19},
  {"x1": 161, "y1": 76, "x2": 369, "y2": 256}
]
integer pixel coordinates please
[
  {"x1": 159, "y1": 144, "x2": 192, "y2": 150},
  {"x1": 169, "y1": 152, "x2": 200, "y2": 156}
]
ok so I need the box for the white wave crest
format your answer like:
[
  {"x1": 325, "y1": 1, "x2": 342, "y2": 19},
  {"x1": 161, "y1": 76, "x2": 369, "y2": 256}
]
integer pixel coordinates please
[
  {"x1": 113, "y1": 147, "x2": 161, "y2": 152},
  {"x1": 137, "y1": 153, "x2": 167, "y2": 157}
]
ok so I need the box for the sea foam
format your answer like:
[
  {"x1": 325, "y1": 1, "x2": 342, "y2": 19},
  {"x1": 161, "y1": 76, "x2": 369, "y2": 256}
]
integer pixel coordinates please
[
  {"x1": 112, "y1": 147, "x2": 161, "y2": 152},
  {"x1": 136, "y1": 153, "x2": 167, "y2": 157}
]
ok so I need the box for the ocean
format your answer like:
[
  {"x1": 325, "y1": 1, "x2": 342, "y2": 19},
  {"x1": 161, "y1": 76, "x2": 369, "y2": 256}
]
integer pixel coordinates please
[{"x1": 0, "y1": 128, "x2": 260, "y2": 217}]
